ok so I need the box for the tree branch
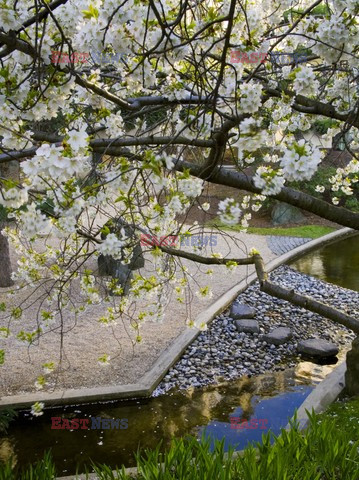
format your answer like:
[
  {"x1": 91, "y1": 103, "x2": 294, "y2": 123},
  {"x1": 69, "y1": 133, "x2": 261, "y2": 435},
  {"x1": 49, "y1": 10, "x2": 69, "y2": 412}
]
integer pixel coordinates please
[
  {"x1": 253, "y1": 254, "x2": 359, "y2": 334},
  {"x1": 174, "y1": 160, "x2": 359, "y2": 230},
  {"x1": 158, "y1": 245, "x2": 255, "y2": 265},
  {"x1": 0, "y1": 32, "x2": 37, "y2": 59}
]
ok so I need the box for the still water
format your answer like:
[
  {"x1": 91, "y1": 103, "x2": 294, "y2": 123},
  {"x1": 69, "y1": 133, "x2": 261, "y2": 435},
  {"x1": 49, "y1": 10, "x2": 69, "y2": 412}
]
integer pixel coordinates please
[
  {"x1": 1, "y1": 369, "x2": 315, "y2": 475},
  {"x1": 290, "y1": 234, "x2": 359, "y2": 292}
]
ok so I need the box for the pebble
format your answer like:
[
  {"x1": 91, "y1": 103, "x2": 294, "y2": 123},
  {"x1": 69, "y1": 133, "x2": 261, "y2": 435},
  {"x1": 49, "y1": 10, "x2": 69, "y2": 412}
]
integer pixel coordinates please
[{"x1": 152, "y1": 266, "x2": 357, "y2": 397}]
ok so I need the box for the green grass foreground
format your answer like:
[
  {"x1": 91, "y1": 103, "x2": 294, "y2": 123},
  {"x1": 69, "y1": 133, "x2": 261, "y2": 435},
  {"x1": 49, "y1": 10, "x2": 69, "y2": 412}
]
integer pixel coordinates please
[{"x1": 1, "y1": 410, "x2": 359, "y2": 479}]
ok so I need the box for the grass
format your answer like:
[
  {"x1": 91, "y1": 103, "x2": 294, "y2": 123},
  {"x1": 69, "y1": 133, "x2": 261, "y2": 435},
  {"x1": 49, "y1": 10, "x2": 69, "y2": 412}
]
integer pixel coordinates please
[
  {"x1": 317, "y1": 396, "x2": 359, "y2": 440},
  {"x1": 206, "y1": 221, "x2": 336, "y2": 239},
  {"x1": 246, "y1": 225, "x2": 336, "y2": 238},
  {"x1": 1, "y1": 411, "x2": 359, "y2": 479}
]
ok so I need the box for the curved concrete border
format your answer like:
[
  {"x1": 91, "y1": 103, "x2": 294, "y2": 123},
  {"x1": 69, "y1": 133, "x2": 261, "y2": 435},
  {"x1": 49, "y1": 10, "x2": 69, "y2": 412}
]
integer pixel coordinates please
[
  {"x1": 0, "y1": 227, "x2": 356, "y2": 410},
  {"x1": 285, "y1": 360, "x2": 347, "y2": 431}
]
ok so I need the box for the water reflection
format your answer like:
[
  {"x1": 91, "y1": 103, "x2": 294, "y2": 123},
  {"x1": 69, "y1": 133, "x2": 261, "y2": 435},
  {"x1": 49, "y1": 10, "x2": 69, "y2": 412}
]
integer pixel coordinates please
[
  {"x1": 200, "y1": 387, "x2": 310, "y2": 451},
  {"x1": 2, "y1": 369, "x2": 315, "y2": 475},
  {"x1": 290, "y1": 235, "x2": 359, "y2": 292}
]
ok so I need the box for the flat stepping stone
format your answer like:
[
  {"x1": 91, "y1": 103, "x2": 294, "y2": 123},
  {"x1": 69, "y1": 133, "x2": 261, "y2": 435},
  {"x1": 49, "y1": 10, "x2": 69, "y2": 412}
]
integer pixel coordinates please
[
  {"x1": 298, "y1": 339, "x2": 339, "y2": 357},
  {"x1": 263, "y1": 327, "x2": 292, "y2": 345},
  {"x1": 235, "y1": 320, "x2": 260, "y2": 334},
  {"x1": 230, "y1": 304, "x2": 255, "y2": 320}
]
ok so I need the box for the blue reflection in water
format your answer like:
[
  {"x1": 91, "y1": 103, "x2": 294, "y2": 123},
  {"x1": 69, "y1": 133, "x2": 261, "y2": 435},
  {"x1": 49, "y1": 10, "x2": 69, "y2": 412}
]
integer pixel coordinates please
[{"x1": 198, "y1": 384, "x2": 313, "y2": 451}]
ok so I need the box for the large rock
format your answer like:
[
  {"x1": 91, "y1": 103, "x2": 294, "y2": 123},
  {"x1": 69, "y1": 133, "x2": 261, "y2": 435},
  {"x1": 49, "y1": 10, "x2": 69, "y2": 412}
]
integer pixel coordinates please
[
  {"x1": 98, "y1": 218, "x2": 144, "y2": 295},
  {"x1": 271, "y1": 202, "x2": 306, "y2": 225},
  {"x1": 298, "y1": 339, "x2": 339, "y2": 357},
  {"x1": 100, "y1": 218, "x2": 145, "y2": 271},
  {"x1": 98, "y1": 257, "x2": 133, "y2": 295},
  {"x1": 235, "y1": 320, "x2": 260, "y2": 334},
  {"x1": 263, "y1": 327, "x2": 292, "y2": 345},
  {"x1": 345, "y1": 336, "x2": 359, "y2": 397},
  {"x1": 230, "y1": 304, "x2": 256, "y2": 320}
]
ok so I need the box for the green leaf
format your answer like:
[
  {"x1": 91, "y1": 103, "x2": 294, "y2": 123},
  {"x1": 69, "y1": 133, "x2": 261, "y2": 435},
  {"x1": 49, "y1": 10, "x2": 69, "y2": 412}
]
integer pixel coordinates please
[
  {"x1": 11, "y1": 306, "x2": 22, "y2": 319},
  {"x1": 82, "y1": 4, "x2": 99, "y2": 19}
]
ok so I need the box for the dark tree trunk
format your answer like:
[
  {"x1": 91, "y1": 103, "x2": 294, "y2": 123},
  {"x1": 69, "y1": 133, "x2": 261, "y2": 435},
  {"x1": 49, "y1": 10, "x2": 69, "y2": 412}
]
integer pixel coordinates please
[
  {"x1": 0, "y1": 221, "x2": 14, "y2": 287},
  {"x1": 0, "y1": 161, "x2": 18, "y2": 288},
  {"x1": 345, "y1": 336, "x2": 359, "y2": 397}
]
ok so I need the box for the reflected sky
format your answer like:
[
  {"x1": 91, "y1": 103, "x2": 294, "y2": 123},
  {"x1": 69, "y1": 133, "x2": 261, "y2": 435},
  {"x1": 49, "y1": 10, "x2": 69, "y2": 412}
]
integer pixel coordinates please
[{"x1": 199, "y1": 385, "x2": 312, "y2": 451}]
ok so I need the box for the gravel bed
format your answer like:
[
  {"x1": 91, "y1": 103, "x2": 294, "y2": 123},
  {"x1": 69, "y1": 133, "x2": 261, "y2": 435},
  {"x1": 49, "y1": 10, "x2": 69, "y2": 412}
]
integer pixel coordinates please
[{"x1": 152, "y1": 265, "x2": 358, "y2": 396}]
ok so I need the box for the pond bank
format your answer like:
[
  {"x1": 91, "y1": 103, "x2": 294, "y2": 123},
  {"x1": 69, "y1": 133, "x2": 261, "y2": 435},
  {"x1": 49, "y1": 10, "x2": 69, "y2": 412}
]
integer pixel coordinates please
[{"x1": 153, "y1": 265, "x2": 357, "y2": 396}]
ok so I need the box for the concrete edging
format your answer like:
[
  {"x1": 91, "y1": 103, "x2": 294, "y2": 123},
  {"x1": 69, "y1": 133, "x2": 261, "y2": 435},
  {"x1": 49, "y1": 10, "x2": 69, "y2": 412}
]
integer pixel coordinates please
[
  {"x1": 0, "y1": 227, "x2": 355, "y2": 410},
  {"x1": 286, "y1": 360, "x2": 347, "y2": 431}
]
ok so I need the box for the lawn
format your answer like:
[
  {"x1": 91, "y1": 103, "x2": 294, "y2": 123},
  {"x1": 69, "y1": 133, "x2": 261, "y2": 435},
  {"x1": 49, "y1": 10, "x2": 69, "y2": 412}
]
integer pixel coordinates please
[{"x1": 206, "y1": 221, "x2": 337, "y2": 239}]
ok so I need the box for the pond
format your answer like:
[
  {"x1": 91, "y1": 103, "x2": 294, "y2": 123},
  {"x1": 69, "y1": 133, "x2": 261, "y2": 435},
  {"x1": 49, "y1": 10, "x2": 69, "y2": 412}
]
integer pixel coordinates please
[
  {"x1": 1, "y1": 368, "x2": 319, "y2": 476},
  {"x1": 290, "y1": 234, "x2": 359, "y2": 292}
]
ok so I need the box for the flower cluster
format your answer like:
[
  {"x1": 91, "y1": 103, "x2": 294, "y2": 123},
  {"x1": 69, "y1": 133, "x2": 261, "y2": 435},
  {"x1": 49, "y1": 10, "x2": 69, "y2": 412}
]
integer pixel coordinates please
[
  {"x1": 18, "y1": 204, "x2": 51, "y2": 238},
  {"x1": 0, "y1": 187, "x2": 28, "y2": 209},
  {"x1": 280, "y1": 140, "x2": 322, "y2": 181},
  {"x1": 195, "y1": 285, "x2": 213, "y2": 300},
  {"x1": 312, "y1": 15, "x2": 350, "y2": 64},
  {"x1": 178, "y1": 178, "x2": 204, "y2": 198},
  {"x1": 66, "y1": 127, "x2": 89, "y2": 153},
  {"x1": 97, "y1": 232, "x2": 127, "y2": 260},
  {"x1": 217, "y1": 198, "x2": 242, "y2": 225},
  {"x1": 238, "y1": 83, "x2": 263, "y2": 113},
  {"x1": 31, "y1": 401, "x2": 45, "y2": 417},
  {"x1": 293, "y1": 66, "x2": 320, "y2": 97},
  {"x1": 167, "y1": 195, "x2": 184, "y2": 214},
  {"x1": 235, "y1": 118, "x2": 268, "y2": 161},
  {"x1": 253, "y1": 167, "x2": 285, "y2": 196},
  {"x1": 22, "y1": 144, "x2": 90, "y2": 187},
  {"x1": 329, "y1": 159, "x2": 359, "y2": 197}
]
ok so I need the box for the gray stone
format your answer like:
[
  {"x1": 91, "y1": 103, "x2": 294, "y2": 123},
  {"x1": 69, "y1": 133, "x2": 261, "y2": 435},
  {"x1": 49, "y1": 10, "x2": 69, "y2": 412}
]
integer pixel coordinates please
[
  {"x1": 98, "y1": 217, "x2": 145, "y2": 273},
  {"x1": 230, "y1": 304, "x2": 256, "y2": 319},
  {"x1": 263, "y1": 327, "x2": 292, "y2": 345},
  {"x1": 271, "y1": 202, "x2": 306, "y2": 225},
  {"x1": 98, "y1": 218, "x2": 145, "y2": 294},
  {"x1": 235, "y1": 320, "x2": 260, "y2": 334},
  {"x1": 298, "y1": 339, "x2": 339, "y2": 357},
  {"x1": 98, "y1": 257, "x2": 133, "y2": 295}
]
